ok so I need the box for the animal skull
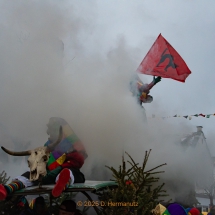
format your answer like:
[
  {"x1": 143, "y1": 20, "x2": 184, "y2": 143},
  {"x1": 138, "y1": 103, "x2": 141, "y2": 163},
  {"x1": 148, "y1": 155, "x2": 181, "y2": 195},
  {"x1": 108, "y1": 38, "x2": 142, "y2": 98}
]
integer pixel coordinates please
[
  {"x1": 1, "y1": 126, "x2": 62, "y2": 181},
  {"x1": 27, "y1": 146, "x2": 50, "y2": 181}
]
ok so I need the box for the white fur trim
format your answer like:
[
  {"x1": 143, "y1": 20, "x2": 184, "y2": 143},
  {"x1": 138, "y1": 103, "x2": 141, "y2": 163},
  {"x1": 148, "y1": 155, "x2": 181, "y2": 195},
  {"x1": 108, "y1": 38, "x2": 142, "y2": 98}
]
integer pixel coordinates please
[
  {"x1": 13, "y1": 176, "x2": 34, "y2": 187},
  {"x1": 55, "y1": 169, "x2": 75, "y2": 185},
  {"x1": 69, "y1": 170, "x2": 75, "y2": 185}
]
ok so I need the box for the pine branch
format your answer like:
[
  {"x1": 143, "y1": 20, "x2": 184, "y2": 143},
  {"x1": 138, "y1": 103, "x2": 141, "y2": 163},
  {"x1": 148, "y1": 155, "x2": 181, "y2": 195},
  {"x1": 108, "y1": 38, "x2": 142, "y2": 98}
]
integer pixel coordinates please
[
  {"x1": 99, "y1": 149, "x2": 168, "y2": 215},
  {"x1": 0, "y1": 171, "x2": 10, "y2": 184},
  {"x1": 144, "y1": 163, "x2": 167, "y2": 173}
]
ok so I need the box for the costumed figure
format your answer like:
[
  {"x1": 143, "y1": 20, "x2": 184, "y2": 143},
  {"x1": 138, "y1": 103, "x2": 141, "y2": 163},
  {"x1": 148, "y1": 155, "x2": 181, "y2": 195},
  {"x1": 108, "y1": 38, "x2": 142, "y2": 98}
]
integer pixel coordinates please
[
  {"x1": 0, "y1": 117, "x2": 87, "y2": 200},
  {"x1": 59, "y1": 200, "x2": 83, "y2": 215},
  {"x1": 130, "y1": 34, "x2": 192, "y2": 124},
  {"x1": 130, "y1": 75, "x2": 161, "y2": 106},
  {"x1": 167, "y1": 203, "x2": 190, "y2": 215},
  {"x1": 133, "y1": 33, "x2": 191, "y2": 119},
  {"x1": 151, "y1": 203, "x2": 171, "y2": 215},
  {"x1": 181, "y1": 126, "x2": 206, "y2": 149}
]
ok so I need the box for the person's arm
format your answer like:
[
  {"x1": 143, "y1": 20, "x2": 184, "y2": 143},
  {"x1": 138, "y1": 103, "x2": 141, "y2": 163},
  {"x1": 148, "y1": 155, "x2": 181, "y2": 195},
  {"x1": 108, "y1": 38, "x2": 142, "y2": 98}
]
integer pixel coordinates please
[
  {"x1": 61, "y1": 151, "x2": 85, "y2": 169},
  {"x1": 147, "y1": 76, "x2": 161, "y2": 91}
]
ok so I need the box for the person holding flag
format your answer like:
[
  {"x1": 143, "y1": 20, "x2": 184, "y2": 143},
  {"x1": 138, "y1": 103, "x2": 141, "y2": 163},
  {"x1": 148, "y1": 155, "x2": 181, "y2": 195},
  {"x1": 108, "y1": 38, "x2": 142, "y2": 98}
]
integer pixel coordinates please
[
  {"x1": 138, "y1": 76, "x2": 161, "y2": 104},
  {"x1": 132, "y1": 33, "x2": 191, "y2": 104},
  {"x1": 137, "y1": 34, "x2": 191, "y2": 83},
  {"x1": 130, "y1": 75, "x2": 161, "y2": 106},
  {"x1": 130, "y1": 33, "x2": 191, "y2": 122}
]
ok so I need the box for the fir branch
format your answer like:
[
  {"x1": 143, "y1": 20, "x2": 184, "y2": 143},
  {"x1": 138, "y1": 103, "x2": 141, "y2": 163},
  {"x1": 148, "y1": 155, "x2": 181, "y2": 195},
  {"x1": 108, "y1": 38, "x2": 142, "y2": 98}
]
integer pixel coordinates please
[
  {"x1": 144, "y1": 163, "x2": 167, "y2": 173},
  {"x1": 100, "y1": 149, "x2": 168, "y2": 215}
]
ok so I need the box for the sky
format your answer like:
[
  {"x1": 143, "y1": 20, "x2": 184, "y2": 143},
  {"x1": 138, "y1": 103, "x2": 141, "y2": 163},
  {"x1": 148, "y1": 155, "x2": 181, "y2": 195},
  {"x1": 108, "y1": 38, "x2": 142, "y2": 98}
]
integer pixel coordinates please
[{"x1": 0, "y1": 0, "x2": 215, "y2": 202}]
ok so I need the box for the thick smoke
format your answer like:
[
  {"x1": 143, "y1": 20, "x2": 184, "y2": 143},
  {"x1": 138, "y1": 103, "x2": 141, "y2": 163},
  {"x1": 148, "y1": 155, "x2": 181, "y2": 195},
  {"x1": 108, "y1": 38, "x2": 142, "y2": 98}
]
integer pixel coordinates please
[{"x1": 0, "y1": 0, "x2": 214, "y2": 203}]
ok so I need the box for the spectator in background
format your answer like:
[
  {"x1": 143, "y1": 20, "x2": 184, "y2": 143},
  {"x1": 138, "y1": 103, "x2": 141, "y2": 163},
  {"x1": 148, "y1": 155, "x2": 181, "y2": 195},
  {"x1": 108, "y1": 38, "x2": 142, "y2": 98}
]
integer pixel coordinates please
[
  {"x1": 59, "y1": 200, "x2": 82, "y2": 215},
  {"x1": 31, "y1": 196, "x2": 50, "y2": 215}
]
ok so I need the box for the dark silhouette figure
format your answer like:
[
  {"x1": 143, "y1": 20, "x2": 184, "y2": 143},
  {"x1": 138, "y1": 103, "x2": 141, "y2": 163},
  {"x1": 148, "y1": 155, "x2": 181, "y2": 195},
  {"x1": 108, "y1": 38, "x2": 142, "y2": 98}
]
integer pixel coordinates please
[{"x1": 156, "y1": 48, "x2": 178, "y2": 71}]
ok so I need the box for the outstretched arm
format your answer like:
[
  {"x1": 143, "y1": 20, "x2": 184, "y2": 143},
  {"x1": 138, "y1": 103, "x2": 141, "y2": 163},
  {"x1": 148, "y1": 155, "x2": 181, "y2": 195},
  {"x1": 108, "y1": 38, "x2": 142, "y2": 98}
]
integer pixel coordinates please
[{"x1": 147, "y1": 76, "x2": 161, "y2": 90}]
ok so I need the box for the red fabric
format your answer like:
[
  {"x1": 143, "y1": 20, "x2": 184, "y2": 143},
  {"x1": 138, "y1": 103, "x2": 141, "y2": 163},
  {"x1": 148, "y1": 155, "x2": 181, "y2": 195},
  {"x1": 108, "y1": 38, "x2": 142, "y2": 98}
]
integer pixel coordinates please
[
  {"x1": 52, "y1": 168, "x2": 70, "y2": 197},
  {"x1": 137, "y1": 34, "x2": 191, "y2": 82},
  {"x1": 61, "y1": 151, "x2": 84, "y2": 169},
  {"x1": 49, "y1": 161, "x2": 60, "y2": 171},
  {"x1": 0, "y1": 184, "x2": 7, "y2": 200},
  {"x1": 147, "y1": 82, "x2": 155, "y2": 91},
  {"x1": 73, "y1": 142, "x2": 88, "y2": 159},
  {"x1": 189, "y1": 208, "x2": 200, "y2": 215}
]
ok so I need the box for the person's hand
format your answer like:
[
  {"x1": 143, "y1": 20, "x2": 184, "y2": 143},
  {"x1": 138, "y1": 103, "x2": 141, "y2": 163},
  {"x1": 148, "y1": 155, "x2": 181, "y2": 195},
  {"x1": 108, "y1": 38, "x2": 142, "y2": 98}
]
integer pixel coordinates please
[{"x1": 153, "y1": 76, "x2": 161, "y2": 84}]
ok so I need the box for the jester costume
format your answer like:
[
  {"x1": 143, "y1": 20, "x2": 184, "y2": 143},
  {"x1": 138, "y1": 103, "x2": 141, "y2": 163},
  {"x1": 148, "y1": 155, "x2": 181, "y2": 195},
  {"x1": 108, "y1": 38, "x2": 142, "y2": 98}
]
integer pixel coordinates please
[
  {"x1": 130, "y1": 75, "x2": 161, "y2": 105},
  {"x1": 152, "y1": 203, "x2": 202, "y2": 215},
  {"x1": 0, "y1": 117, "x2": 87, "y2": 200}
]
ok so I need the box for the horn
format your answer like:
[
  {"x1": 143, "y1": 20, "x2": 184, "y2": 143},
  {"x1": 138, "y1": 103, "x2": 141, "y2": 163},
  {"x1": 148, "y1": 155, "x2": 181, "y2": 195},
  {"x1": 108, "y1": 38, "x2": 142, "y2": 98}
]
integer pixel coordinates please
[
  {"x1": 47, "y1": 126, "x2": 63, "y2": 151},
  {"x1": 1, "y1": 146, "x2": 31, "y2": 156}
]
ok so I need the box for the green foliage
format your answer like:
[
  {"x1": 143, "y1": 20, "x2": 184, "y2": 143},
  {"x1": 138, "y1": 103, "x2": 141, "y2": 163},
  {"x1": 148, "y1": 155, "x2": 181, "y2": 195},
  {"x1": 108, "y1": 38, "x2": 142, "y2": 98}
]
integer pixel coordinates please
[
  {"x1": 0, "y1": 196, "x2": 27, "y2": 215},
  {"x1": 97, "y1": 150, "x2": 168, "y2": 215}
]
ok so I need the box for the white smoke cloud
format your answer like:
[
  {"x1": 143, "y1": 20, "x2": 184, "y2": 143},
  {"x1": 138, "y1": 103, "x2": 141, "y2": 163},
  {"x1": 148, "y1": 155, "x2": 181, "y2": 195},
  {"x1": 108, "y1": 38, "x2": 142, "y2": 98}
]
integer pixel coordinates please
[{"x1": 0, "y1": 0, "x2": 214, "y2": 203}]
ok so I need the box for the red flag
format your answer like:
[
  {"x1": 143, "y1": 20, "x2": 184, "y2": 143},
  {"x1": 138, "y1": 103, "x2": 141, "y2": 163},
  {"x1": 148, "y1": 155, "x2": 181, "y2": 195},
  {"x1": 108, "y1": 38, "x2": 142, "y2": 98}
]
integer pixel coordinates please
[{"x1": 137, "y1": 34, "x2": 191, "y2": 82}]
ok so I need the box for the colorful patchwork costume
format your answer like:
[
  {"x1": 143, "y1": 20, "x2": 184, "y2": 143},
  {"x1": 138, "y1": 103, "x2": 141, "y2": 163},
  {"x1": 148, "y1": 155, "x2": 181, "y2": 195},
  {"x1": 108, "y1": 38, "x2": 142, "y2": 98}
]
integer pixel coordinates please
[{"x1": 0, "y1": 117, "x2": 87, "y2": 200}]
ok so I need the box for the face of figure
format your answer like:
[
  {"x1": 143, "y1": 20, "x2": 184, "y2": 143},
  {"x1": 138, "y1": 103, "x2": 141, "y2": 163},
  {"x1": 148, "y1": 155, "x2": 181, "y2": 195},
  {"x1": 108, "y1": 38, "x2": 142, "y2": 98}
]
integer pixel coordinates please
[
  {"x1": 59, "y1": 205, "x2": 75, "y2": 215},
  {"x1": 47, "y1": 124, "x2": 59, "y2": 142}
]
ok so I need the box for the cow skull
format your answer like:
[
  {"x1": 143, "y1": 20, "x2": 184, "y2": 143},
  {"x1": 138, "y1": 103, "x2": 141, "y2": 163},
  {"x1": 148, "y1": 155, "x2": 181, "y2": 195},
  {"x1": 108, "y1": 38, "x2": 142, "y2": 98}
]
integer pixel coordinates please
[{"x1": 1, "y1": 126, "x2": 63, "y2": 181}]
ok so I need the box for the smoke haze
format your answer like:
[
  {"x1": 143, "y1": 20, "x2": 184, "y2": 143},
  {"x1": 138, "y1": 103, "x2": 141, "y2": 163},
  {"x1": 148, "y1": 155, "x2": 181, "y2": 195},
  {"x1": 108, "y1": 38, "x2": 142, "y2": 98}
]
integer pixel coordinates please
[{"x1": 0, "y1": 0, "x2": 214, "y2": 202}]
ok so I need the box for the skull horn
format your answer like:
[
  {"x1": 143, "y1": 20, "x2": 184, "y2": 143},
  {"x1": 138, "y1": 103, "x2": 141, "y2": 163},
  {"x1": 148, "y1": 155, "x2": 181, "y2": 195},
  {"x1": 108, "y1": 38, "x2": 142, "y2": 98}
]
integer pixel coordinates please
[
  {"x1": 1, "y1": 146, "x2": 31, "y2": 156},
  {"x1": 47, "y1": 126, "x2": 63, "y2": 151}
]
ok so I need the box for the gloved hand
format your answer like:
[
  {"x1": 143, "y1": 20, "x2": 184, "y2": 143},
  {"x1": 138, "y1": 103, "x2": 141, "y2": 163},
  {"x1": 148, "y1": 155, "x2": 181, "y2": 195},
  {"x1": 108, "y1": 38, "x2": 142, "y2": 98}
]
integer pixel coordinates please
[{"x1": 153, "y1": 76, "x2": 161, "y2": 84}]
